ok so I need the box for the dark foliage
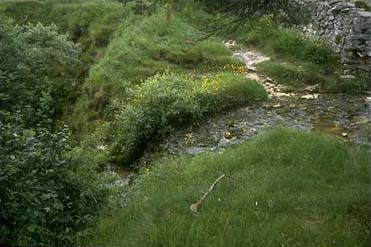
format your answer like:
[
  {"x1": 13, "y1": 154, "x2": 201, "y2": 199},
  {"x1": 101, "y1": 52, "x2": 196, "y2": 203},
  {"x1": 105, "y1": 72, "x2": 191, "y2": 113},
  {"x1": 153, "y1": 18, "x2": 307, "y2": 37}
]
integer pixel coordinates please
[
  {"x1": 0, "y1": 21, "x2": 112, "y2": 246},
  {"x1": 199, "y1": 0, "x2": 310, "y2": 27}
]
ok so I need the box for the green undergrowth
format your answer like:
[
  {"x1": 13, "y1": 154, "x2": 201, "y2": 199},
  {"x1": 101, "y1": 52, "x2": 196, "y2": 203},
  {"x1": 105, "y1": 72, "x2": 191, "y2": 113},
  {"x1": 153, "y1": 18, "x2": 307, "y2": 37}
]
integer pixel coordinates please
[
  {"x1": 354, "y1": 0, "x2": 371, "y2": 11},
  {"x1": 324, "y1": 72, "x2": 371, "y2": 94},
  {"x1": 2, "y1": 0, "x2": 126, "y2": 76},
  {"x1": 257, "y1": 61, "x2": 330, "y2": 88},
  {"x1": 257, "y1": 60, "x2": 370, "y2": 93},
  {"x1": 238, "y1": 17, "x2": 340, "y2": 72},
  {"x1": 70, "y1": 10, "x2": 243, "y2": 132},
  {"x1": 81, "y1": 128, "x2": 371, "y2": 247},
  {"x1": 109, "y1": 72, "x2": 267, "y2": 165}
]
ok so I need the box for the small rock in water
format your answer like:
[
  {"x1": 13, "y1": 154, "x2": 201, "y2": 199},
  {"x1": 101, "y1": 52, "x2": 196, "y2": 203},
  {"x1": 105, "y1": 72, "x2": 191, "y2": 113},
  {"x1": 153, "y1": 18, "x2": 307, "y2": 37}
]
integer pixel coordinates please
[
  {"x1": 304, "y1": 84, "x2": 319, "y2": 93},
  {"x1": 301, "y1": 94, "x2": 319, "y2": 100},
  {"x1": 218, "y1": 137, "x2": 239, "y2": 148},
  {"x1": 340, "y1": 75, "x2": 356, "y2": 80},
  {"x1": 246, "y1": 73, "x2": 260, "y2": 81},
  {"x1": 224, "y1": 40, "x2": 236, "y2": 47},
  {"x1": 185, "y1": 147, "x2": 209, "y2": 155},
  {"x1": 264, "y1": 77, "x2": 273, "y2": 83},
  {"x1": 273, "y1": 103, "x2": 281, "y2": 108},
  {"x1": 224, "y1": 131, "x2": 233, "y2": 139},
  {"x1": 246, "y1": 65, "x2": 257, "y2": 72}
]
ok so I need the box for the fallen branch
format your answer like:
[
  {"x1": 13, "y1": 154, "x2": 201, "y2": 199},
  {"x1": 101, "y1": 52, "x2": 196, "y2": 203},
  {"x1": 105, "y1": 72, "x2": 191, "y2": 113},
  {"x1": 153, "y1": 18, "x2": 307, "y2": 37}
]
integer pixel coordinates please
[
  {"x1": 352, "y1": 119, "x2": 371, "y2": 125},
  {"x1": 190, "y1": 174, "x2": 226, "y2": 214}
]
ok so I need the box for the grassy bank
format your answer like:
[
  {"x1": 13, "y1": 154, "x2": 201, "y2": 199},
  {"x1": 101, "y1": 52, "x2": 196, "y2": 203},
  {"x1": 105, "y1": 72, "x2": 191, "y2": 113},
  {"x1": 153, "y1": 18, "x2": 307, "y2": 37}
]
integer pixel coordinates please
[
  {"x1": 109, "y1": 72, "x2": 267, "y2": 165},
  {"x1": 69, "y1": 8, "x2": 247, "y2": 137},
  {"x1": 81, "y1": 128, "x2": 370, "y2": 247},
  {"x1": 2, "y1": 0, "x2": 126, "y2": 73},
  {"x1": 76, "y1": 10, "x2": 242, "y2": 122},
  {"x1": 230, "y1": 17, "x2": 369, "y2": 93}
]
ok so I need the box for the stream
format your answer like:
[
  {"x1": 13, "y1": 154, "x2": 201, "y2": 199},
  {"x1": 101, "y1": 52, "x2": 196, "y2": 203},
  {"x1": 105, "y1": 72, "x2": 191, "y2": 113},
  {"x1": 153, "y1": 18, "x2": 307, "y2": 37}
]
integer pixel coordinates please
[
  {"x1": 115, "y1": 43, "x2": 371, "y2": 183},
  {"x1": 164, "y1": 44, "x2": 371, "y2": 155}
]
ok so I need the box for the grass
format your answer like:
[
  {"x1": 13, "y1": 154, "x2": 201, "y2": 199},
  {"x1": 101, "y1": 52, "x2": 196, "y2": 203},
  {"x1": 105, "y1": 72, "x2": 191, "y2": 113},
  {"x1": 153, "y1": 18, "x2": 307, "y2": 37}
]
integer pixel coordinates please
[
  {"x1": 230, "y1": 16, "x2": 370, "y2": 93},
  {"x1": 85, "y1": 10, "x2": 241, "y2": 102},
  {"x1": 237, "y1": 17, "x2": 340, "y2": 70},
  {"x1": 81, "y1": 128, "x2": 371, "y2": 247},
  {"x1": 70, "y1": 9, "x2": 244, "y2": 133},
  {"x1": 257, "y1": 60, "x2": 370, "y2": 93},
  {"x1": 109, "y1": 72, "x2": 267, "y2": 165},
  {"x1": 1, "y1": 0, "x2": 126, "y2": 76},
  {"x1": 256, "y1": 61, "x2": 332, "y2": 88},
  {"x1": 354, "y1": 0, "x2": 371, "y2": 11}
]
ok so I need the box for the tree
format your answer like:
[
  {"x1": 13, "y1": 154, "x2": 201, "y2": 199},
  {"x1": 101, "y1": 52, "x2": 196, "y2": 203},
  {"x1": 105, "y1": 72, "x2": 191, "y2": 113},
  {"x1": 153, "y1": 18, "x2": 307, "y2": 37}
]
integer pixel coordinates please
[{"x1": 0, "y1": 21, "x2": 113, "y2": 246}]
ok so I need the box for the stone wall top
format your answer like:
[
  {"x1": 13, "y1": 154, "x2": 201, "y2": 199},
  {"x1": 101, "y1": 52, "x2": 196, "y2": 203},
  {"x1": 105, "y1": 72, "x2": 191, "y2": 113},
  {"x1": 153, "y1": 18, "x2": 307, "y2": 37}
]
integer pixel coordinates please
[{"x1": 296, "y1": 0, "x2": 371, "y2": 74}]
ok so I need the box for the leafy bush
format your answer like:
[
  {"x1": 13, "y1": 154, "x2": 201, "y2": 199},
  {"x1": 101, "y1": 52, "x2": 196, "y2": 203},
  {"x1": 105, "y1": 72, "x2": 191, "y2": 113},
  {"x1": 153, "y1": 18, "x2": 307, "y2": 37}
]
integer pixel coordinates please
[
  {"x1": 0, "y1": 21, "x2": 114, "y2": 246},
  {"x1": 2, "y1": 1, "x2": 126, "y2": 76},
  {"x1": 110, "y1": 72, "x2": 267, "y2": 165},
  {"x1": 0, "y1": 124, "x2": 114, "y2": 246},
  {"x1": 82, "y1": 128, "x2": 371, "y2": 247},
  {"x1": 201, "y1": 72, "x2": 268, "y2": 107},
  {"x1": 0, "y1": 21, "x2": 81, "y2": 126}
]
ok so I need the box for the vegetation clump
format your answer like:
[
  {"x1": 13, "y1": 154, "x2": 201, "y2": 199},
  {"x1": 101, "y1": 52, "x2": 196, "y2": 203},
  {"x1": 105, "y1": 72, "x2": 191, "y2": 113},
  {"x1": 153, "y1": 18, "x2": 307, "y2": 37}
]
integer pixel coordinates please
[
  {"x1": 80, "y1": 11, "x2": 242, "y2": 119},
  {"x1": 232, "y1": 17, "x2": 369, "y2": 93},
  {"x1": 110, "y1": 72, "x2": 267, "y2": 165},
  {"x1": 0, "y1": 20, "x2": 115, "y2": 246}
]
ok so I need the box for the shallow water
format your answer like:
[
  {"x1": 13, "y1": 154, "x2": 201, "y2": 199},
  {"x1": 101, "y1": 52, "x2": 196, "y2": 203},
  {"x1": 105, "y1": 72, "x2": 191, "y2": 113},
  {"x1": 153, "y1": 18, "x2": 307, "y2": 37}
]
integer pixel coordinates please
[
  {"x1": 162, "y1": 48, "x2": 371, "y2": 156},
  {"x1": 115, "y1": 47, "x2": 371, "y2": 180}
]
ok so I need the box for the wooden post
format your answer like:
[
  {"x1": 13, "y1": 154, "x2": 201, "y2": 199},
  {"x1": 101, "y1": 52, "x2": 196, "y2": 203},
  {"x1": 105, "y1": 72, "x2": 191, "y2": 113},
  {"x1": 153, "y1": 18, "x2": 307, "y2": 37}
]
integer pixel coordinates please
[{"x1": 166, "y1": 0, "x2": 173, "y2": 24}]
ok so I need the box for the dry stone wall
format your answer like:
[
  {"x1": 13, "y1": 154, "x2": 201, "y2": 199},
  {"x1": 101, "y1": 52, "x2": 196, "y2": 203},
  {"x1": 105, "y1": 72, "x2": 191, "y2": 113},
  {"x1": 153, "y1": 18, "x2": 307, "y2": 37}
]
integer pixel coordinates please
[{"x1": 296, "y1": 0, "x2": 371, "y2": 75}]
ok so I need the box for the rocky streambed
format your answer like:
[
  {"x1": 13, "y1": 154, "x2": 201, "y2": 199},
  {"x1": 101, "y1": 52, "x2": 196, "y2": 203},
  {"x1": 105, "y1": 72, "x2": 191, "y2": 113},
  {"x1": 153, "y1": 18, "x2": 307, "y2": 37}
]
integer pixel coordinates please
[{"x1": 115, "y1": 44, "x2": 371, "y2": 183}]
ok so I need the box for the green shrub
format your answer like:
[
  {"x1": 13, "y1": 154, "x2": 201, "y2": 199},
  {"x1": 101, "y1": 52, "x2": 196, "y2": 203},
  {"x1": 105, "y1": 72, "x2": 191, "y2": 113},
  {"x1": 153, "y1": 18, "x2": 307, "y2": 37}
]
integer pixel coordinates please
[
  {"x1": 2, "y1": 1, "x2": 126, "y2": 76},
  {"x1": 50, "y1": 2, "x2": 126, "y2": 69},
  {"x1": 110, "y1": 72, "x2": 267, "y2": 165},
  {"x1": 199, "y1": 72, "x2": 268, "y2": 108},
  {"x1": 0, "y1": 21, "x2": 81, "y2": 126},
  {"x1": 82, "y1": 128, "x2": 370, "y2": 247},
  {"x1": 0, "y1": 21, "x2": 114, "y2": 246},
  {"x1": 0, "y1": 124, "x2": 114, "y2": 246},
  {"x1": 110, "y1": 73, "x2": 201, "y2": 164}
]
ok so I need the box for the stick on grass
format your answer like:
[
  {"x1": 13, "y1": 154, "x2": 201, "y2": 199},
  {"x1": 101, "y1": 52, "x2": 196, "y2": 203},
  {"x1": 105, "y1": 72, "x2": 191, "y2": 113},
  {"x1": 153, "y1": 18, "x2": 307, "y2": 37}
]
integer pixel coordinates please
[{"x1": 190, "y1": 174, "x2": 226, "y2": 214}]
